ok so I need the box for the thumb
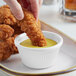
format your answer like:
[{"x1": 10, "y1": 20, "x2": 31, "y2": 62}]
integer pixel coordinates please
[
  {"x1": 30, "y1": 0, "x2": 39, "y2": 21},
  {"x1": 4, "y1": 0, "x2": 24, "y2": 20},
  {"x1": 39, "y1": 0, "x2": 43, "y2": 8}
]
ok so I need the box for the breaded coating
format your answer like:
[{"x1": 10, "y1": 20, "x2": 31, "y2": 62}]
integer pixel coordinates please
[
  {"x1": 17, "y1": 9, "x2": 47, "y2": 47},
  {"x1": 6, "y1": 37, "x2": 18, "y2": 54},
  {"x1": 0, "y1": 5, "x2": 16, "y2": 25},
  {"x1": 0, "y1": 36, "x2": 18, "y2": 61},
  {"x1": 0, "y1": 24, "x2": 14, "y2": 40},
  {"x1": 0, "y1": 40, "x2": 12, "y2": 61}
]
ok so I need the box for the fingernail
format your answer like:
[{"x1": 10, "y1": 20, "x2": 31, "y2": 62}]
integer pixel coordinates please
[{"x1": 16, "y1": 13, "x2": 24, "y2": 20}]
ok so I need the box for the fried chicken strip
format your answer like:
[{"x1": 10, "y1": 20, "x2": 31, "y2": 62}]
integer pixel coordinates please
[
  {"x1": 0, "y1": 24, "x2": 14, "y2": 40},
  {"x1": 0, "y1": 5, "x2": 16, "y2": 25},
  {"x1": 0, "y1": 5, "x2": 46, "y2": 46},
  {"x1": 0, "y1": 24, "x2": 18, "y2": 61},
  {"x1": 17, "y1": 9, "x2": 47, "y2": 47},
  {"x1": 0, "y1": 4, "x2": 46, "y2": 61}
]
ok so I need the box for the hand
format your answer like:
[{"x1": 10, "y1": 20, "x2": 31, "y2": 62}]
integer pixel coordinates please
[{"x1": 3, "y1": 0, "x2": 43, "y2": 21}]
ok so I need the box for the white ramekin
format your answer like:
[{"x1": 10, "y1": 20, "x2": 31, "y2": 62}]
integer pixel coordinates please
[{"x1": 15, "y1": 31, "x2": 63, "y2": 69}]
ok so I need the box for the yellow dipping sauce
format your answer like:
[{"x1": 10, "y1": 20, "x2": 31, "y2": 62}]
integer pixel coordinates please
[{"x1": 20, "y1": 38, "x2": 57, "y2": 48}]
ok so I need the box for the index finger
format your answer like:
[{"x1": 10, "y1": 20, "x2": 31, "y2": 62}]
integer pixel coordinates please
[{"x1": 30, "y1": 0, "x2": 39, "y2": 21}]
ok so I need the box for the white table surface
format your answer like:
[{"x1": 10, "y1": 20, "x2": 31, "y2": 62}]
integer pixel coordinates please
[
  {"x1": 39, "y1": 5, "x2": 76, "y2": 41},
  {"x1": 39, "y1": 5, "x2": 76, "y2": 76},
  {"x1": 0, "y1": 1, "x2": 76, "y2": 76}
]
